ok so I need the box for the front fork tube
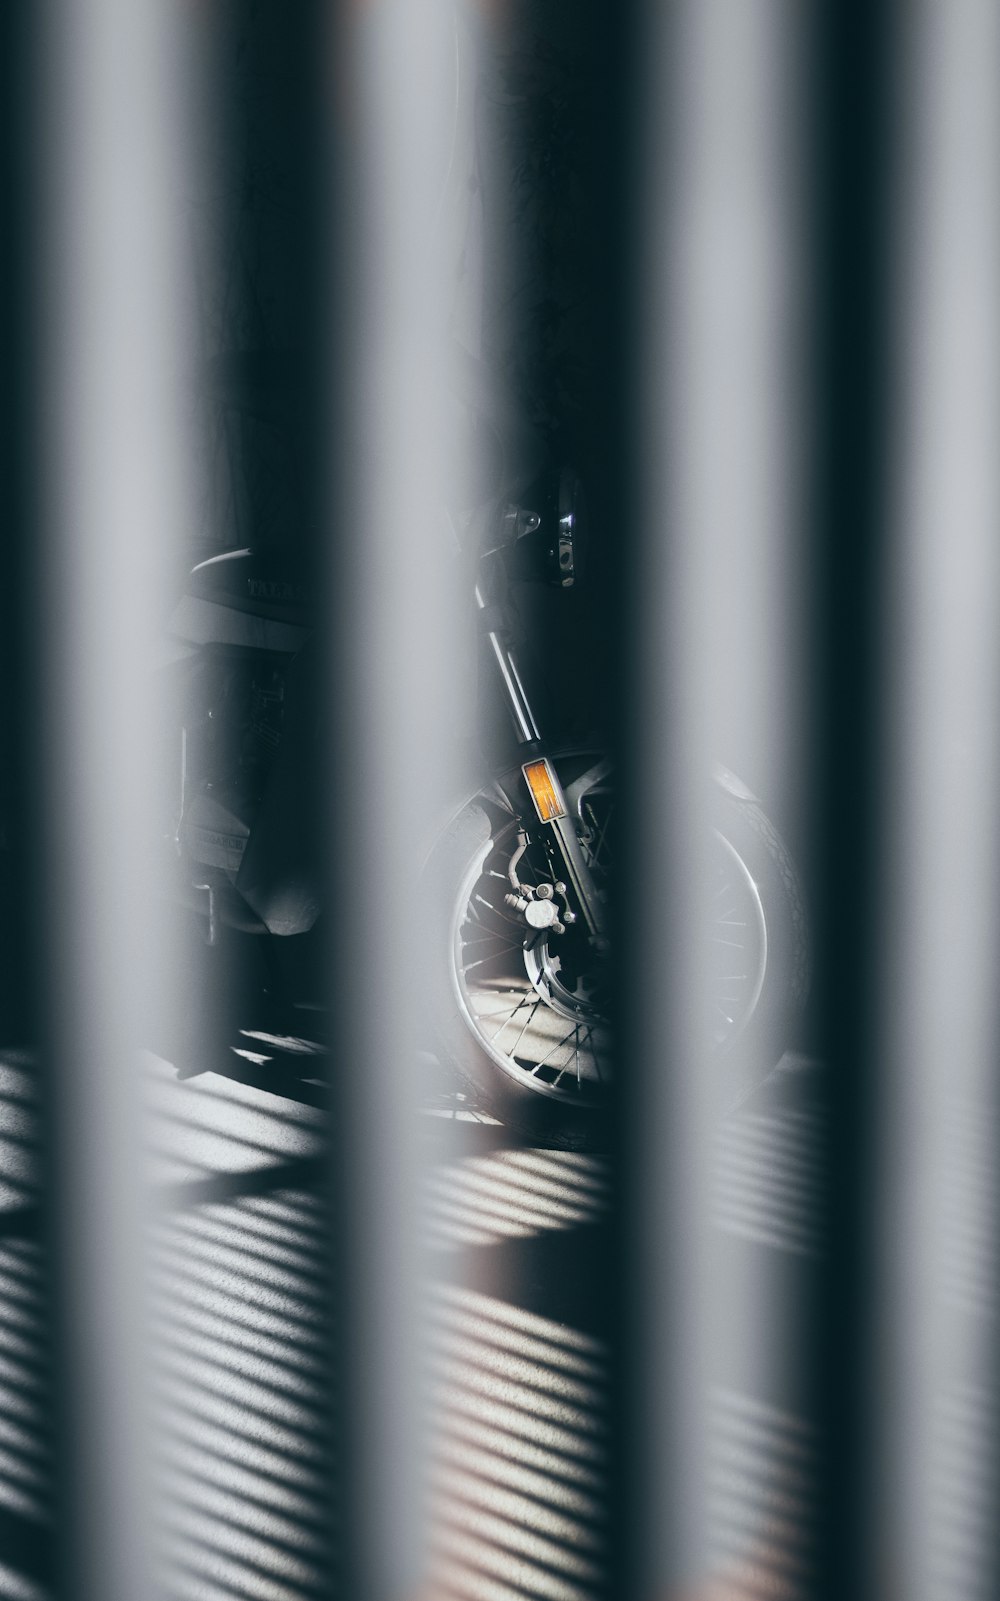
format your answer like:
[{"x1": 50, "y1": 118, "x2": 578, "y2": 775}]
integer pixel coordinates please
[
  {"x1": 542, "y1": 805, "x2": 608, "y2": 945},
  {"x1": 476, "y1": 584, "x2": 607, "y2": 943}
]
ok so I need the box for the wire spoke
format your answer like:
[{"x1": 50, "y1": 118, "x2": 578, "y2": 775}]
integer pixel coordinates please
[
  {"x1": 527, "y1": 1020, "x2": 583, "y2": 1074},
  {"x1": 460, "y1": 945, "x2": 522, "y2": 975},
  {"x1": 506, "y1": 995, "x2": 546, "y2": 1055},
  {"x1": 488, "y1": 990, "x2": 542, "y2": 1045}
]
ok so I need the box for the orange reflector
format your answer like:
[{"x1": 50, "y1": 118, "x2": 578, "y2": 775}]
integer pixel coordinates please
[{"x1": 522, "y1": 759, "x2": 566, "y2": 823}]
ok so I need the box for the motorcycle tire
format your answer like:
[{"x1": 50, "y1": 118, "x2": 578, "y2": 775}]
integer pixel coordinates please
[{"x1": 426, "y1": 759, "x2": 810, "y2": 1150}]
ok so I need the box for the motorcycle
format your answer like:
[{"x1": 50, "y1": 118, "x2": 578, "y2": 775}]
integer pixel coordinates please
[{"x1": 159, "y1": 440, "x2": 810, "y2": 1148}]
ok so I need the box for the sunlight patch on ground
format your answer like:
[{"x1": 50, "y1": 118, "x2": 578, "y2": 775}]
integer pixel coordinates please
[
  {"x1": 427, "y1": 1284, "x2": 609, "y2": 1601},
  {"x1": 422, "y1": 1150, "x2": 610, "y2": 1249}
]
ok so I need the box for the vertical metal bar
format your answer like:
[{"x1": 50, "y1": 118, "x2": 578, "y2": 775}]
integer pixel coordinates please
[
  {"x1": 330, "y1": 2, "x2": 479, "y2": 1596},
  {"x1": 627, "y1": 2, "x2": 807, "y2": 1593},
  {"x1": 37, "y1": 2, "x2": 197, "y2": 1595},
  {"x1": 878, "y1": 5, "x2": 1000, "y2": 1595}
]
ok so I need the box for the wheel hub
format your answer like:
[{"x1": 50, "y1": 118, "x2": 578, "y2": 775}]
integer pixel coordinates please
[{"x1": 522, "y1": 934, "x2": 606, "y2": 1026}]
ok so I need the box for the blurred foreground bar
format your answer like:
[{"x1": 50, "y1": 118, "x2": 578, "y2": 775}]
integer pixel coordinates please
[
  {"x1": 877, "y1": 4, "x2": 1000, "y2": 1596},
  {"x1": 622, "y1": 1, "x2": 809, "y2": 1594},
  {"x1": 328, "y1": 2, "x2": 479, "y2": 1596},
  {"x1": 36, "y1": 0, "x2": 198, "y2": 1597}
]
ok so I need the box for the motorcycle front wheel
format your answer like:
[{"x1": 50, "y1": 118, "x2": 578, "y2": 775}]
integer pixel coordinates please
[{"x1": 427, "y1": 757, "x2": 810, "y2": 1149}]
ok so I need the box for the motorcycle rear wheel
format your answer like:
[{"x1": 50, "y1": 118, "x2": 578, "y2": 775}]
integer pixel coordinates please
[{"x1": 428, "y1": 759, "x2": 809, "y2": 1149}]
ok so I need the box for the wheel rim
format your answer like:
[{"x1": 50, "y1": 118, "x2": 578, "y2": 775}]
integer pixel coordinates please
[
  {"x1": 450, "y1": 819, "x2": 612, "y2": 1107},
  {"x1": 449, "y1": 786, "x2": 770, "y2": 1107},
  {"x1": 708, "y1": 833, "x2": 768, "y2": 1049}
]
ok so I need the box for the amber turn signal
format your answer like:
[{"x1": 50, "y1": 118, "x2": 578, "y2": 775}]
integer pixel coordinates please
[{"x1": 522, "y1": 759, "x2": 566, "y2": 823}]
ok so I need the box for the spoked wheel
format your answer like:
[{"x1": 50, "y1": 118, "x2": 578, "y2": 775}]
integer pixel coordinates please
[
  {"x1": 452, "y1": 815, "x2": 613, "y2": 1111},
  {"x1": 429, "y1": 757, "x2": 809, "y2": 1147}
]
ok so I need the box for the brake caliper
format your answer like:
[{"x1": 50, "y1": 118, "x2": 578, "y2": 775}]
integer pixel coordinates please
[{"x1": 502, "y1": 829, "x2": 576, "y2": 934}]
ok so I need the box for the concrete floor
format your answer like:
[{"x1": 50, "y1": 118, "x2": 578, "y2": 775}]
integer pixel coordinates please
[{"x1": 0, "y1": 1029, "x2": 838, "y2": 1601}]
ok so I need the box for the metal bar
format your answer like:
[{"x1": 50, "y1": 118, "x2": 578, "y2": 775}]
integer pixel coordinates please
[
  {"x1": 625, "y1": 2, "x2": 808, "y2": 1594},
  {"x1": 877, "y1": 5, "x2": 1000, "y2": 1595},
  {"x1": 475, "y1": 583, "x2": 541, "y2": 745},
  {"x1": 329, "y1": 2, "x2": 482, "y2": 1596},
  {"x1": 36, "y1": 1, "x2": 199, "y2": 1596}
]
